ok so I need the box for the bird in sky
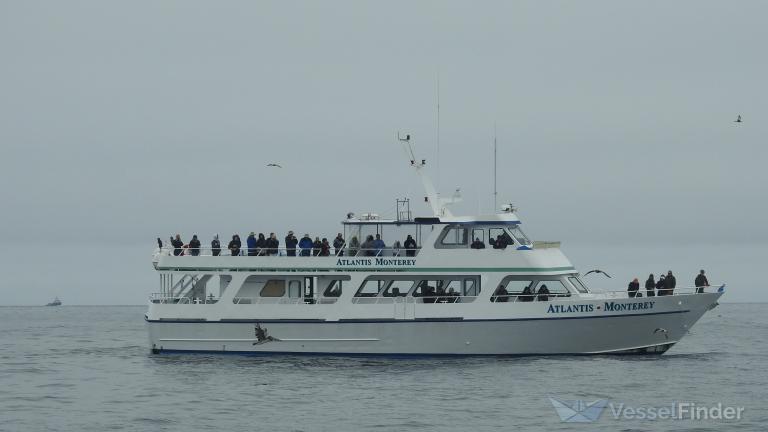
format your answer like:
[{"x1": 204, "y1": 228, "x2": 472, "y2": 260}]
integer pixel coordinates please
[
  {"x1": 584, "y1": 269, "x2": 612, "y2": 278},
  {"x1": 266, "y1": 163, "x2": 283, "y2": 168},
  {"x1": 734, "y1": 115, "x2": 742, "y2": 123}
]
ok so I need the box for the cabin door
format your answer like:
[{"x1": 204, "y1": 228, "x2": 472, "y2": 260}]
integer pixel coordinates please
[{"x1": 394, "y1": 296, "x2": 415, "y2": 320}]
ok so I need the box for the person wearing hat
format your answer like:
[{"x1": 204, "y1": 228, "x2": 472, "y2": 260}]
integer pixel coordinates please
[
  {"x1": 188, "y1": 234, "x2": 201, "y2": 256},
  {"x1": 228, "y1": 234, "x2": 241, "y2": 256},
  {"x1": 665, "y1": 270, "x2": 677, "y2": 296},
  {"x1": 645, "y1": 274, "x2": 655, "y2": 297},
  {"x1": 627, "y1": 278, "x2": 640, "y2": 298},
  {"x1": 211, "y1": 235, "x2": 221, "y2": 256},
  {"x1": 170, "y1": 234, "x2": 184, "y2": 256},
  {"x1": 285, "y1": 231, "x2": 298, "y2": 256},
  {"x1": 695, "y1": 270, "x2": 710, "y2": 294},
  {"x1": 656, "y1": 274, "x2": 666, "y2": 296}
]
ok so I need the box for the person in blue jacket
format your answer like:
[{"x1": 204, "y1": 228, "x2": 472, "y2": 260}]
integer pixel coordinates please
[
  {"x1": 373, "y1": 234, "x2": 386, "y2": 256},
  {"x1": 246, "y1": 232, "x2": 257, "y2": 256},
  {"x1": 298, "y1": 234, "x2": 313, "y2": 257}
]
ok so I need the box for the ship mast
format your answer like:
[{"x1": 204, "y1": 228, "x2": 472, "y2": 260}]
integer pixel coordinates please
[{"x1": 397, "y1": 133, "x2": 460, "y2": 218}]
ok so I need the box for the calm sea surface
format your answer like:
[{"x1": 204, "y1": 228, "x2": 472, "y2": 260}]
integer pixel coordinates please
[{"x1": 1, "y1": 304, "x2": 766, "y2": 431}]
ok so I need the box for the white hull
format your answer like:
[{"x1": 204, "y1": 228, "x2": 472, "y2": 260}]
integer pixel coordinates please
[{"x1": 147, "y1": 293, "x2": 720, "y2": 356}]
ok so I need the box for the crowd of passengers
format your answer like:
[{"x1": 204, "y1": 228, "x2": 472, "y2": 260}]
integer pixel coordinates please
[
  {"x1": 159, "y1": 232, "x2": 420, "y2": 257},
  {"x1": 626, "y1": 270, "x2": 711, "y2": 297}
]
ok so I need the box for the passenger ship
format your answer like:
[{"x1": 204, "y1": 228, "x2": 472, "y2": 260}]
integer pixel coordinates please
[{"x1": 147, "y1": 137, "x2": 723, "y2": 356}]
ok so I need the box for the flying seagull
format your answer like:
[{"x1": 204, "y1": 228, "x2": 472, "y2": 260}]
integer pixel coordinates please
[
  {"x1": 266, "y1": 163, "x2": 283, "y2": 168},
  {"x1": 584, "y1": 269, "x2": 612, "y2": 278},
  {"x1": 734, "y1": 115, "x2": 742, "y2": 123}
]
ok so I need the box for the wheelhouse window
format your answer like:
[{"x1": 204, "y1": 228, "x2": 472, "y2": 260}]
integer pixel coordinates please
[
  {"x1": 436, "y1": 225, "x2": 469, "y2": 248},
  {"x1": 508, "y1": 225, "x2": 531, "y2": 245},
  {"x1": 489, "y1": 228, "x2": 514, "y2": 248}
]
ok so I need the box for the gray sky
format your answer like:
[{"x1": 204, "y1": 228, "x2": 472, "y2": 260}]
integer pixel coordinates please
[{"x1": 1, "y1": 1, "x2": 766, "y2": 304}]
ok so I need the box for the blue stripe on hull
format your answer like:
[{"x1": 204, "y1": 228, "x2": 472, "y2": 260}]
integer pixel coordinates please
[{"x1": 152, "y1": 344, "x2": 675, "y2": 358}]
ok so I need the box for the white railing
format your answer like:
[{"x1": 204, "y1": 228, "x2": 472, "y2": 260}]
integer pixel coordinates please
[{"x1": 591, "y1": 284, "x2": 725, "y2": 298}]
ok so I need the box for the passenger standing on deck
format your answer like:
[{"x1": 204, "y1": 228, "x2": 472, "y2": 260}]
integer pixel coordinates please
[
  {"x1": 157, "y1": 238, "x2": 163, "y2": 249},
  {"x1": 665, "y1": 270, "x2": 676, "y2": 296},
  {"x1": 348, "y1": 236, "x2": 360, "y2": 256},
  {"x1": 170, "y1": 234, "x2": 184, "y2": 256},
  {"x1": 188, "y1": 235, "x2": 201, "y2": 256},
  {"x1": 267, "y1": 233, "x2": 279, "y2": 255},
  {"x1": 211, "y1": 235, "x2": 221, "y2": 256},
  {"x1": 645, "y1": 274, "x2": 655, "y2": 297},
  {"x1": 404, "y1": 235, "x2": 417, "y2": 257},
  {"x1": 298, "y1": 234, "x2": 313, "y2": 256},
  {"x1": 312, "y1": 237, "x2": 322, "y2": 256},
  {"x1": 392, "y1": 241, "x2": 402, "y2": 256},
  {"x1": 656, "y1": 274, "x2": 666, "y2": 296},
  {"x1": 285, "y1": 231, "x2": 298, "y2": 256},
  {"x1": 320, "y1": 238, "x2": 331, "y2": 256},
  {"x1": 333, "y1": 233, "x2": 345, "y2": 256},
  {"x1": 373, "y1": 234, "x2": 385, "y2": 256},
  {"x1": 627, "y1": 278, "x2": 640, "y2": 298},
  {"x1": 228, "y1": 234, "x2": 241, "y2": 256},
  {"x1": 246, "y1": 232, "x2": 257, "y2": 256},
  {"x1": 695, "y1": 270, "x2": 710, "y2": 293},
  {"x1": 362, "y1": 235, "x2": 375, "y2": 256},
  {"x1": 255, "y1": 233, "x2": 267, "y2": 256}
]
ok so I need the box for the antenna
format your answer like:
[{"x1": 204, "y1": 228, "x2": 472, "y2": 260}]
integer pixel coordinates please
[
  {"x1": 436, "y1": 73, "x2": 440, "y2": 198},
  {"x1": 493, "y1": 122, "x2": 498, "y2": 211}
]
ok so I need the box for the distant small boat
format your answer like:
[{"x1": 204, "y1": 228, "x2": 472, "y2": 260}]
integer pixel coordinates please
[{"x1": 46, "y1": 297, "x2": 62, "y2": 306}]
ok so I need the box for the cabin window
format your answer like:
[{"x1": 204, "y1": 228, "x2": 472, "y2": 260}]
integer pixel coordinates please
[
  {"x1": 444, "y1": 279, "x2": 462, "y2": 295},
  {"x1": 536, "y1": 280, "x2": 570, "y2": 296},
  {"x1": 260, "y1": 280, "x2": 286, "y2": 297},
  {"x1": 463, "y1": 278, "x2": 479, "y2": 296},
  {"x1": 382, "y1": 280, "x2": 413, "y2": 297},
  {"x1": 288, "y1": 281, "x2": 302, "y2": 298},
  {"x1": 505, "y1": 280, "x2": 536, "y2": 294},
  {"x1": 323, "y1": 280, "x2": 342, "y2": 297},
  {"x1": 569, "y1": 276, "x2": 590, "y2": 293},
  {"x1": 472, "y1": 228, "x2": 485, "y2": 244},
  {"x1": 355, "y1": 279, "x2": 386, "y2": 297},
  {"x1": 437, "y1": 225, "x2": 469, "y2": 248}
]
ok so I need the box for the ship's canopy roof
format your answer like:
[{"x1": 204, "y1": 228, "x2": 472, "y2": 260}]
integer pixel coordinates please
[{"x1": 342, "y1": 213, "x2": 521, "y2": 225}]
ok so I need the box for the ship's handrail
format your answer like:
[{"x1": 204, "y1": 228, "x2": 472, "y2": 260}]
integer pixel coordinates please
[
  {"x1": 155, "y1": 246, "x2": 421, "y2": 258},
  {"x1": 591, "y1": 284, "x2": 724, "y2": 298}
]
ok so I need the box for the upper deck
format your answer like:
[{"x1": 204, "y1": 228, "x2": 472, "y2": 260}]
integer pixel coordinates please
[{"x1": 154, "y1": 218, "x2": 574, "y2": 275}]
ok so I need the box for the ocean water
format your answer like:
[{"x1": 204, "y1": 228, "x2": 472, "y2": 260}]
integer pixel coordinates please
[{"x1": 1, "y1": 304, "x2": 766, "y2": 432}]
